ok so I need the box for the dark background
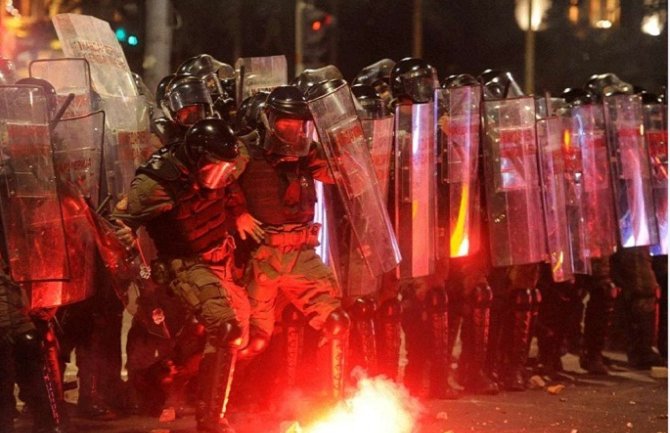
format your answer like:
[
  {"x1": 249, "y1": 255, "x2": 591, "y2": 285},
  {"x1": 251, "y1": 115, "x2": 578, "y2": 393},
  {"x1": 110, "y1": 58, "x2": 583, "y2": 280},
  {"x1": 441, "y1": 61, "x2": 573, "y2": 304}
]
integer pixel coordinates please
[{"x1": 163, "y1": 0, "x2": 668, "y2": 95}]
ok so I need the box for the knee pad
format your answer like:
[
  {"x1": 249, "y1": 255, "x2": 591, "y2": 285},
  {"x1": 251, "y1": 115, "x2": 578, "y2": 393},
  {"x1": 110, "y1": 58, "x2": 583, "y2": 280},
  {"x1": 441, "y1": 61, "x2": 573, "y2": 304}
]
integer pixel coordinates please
[
  {"x1": 216, "y1": 321, "x2": 243, "y2": 349},
  {"x1": 238, "y1": 326, "x2": 270, "y2": 359},
  {"x1": 471, "y1": 283, "x2": 493, "y2": 308},
  {"x1": 425, "y1": 286, "x2": 448, "y2": 313},
  {"x1": 323, "y1": 308, "x2": 351, "y2": 338},
  {"x1": 348, "y1": 297, "x2": 376, "y2": 322},
  {"x1": 511, "y1": 288, "x2": 533, "y2": 312}
]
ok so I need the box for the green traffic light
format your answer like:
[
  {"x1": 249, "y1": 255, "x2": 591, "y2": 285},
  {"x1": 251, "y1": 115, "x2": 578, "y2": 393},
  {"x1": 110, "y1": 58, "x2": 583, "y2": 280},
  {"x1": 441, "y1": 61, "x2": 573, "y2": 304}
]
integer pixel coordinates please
[
  {"x1": 115, "y1": 27, "x2": 127, "y2": 42},
  {"x1": 128, "y1": 35, "x2": 139, "y2": 46}
]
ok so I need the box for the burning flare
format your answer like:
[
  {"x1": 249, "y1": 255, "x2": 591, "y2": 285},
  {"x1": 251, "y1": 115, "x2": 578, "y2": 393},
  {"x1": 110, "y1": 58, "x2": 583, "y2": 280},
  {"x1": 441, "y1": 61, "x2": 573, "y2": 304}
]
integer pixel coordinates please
[{"x1": 289, "y1": 374, "x2": 423, "y2": 433}]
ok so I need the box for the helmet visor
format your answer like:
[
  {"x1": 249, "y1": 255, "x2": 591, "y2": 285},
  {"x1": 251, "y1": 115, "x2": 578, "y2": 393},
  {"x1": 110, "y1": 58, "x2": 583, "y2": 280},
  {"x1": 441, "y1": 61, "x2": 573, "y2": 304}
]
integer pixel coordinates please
[
  {"x1": 264, "y1": 112, "x2": 314, "y2": 157},
  {"x1": 176, "y1": 104, "x2": 208, "y2": 126},
  {"x1": 401, "y1": 72, "x2": 435, "y2": 103},
  {"x1": 197, "y1": 158, "x2": 237, "y2": 189},
  {"x1": 168, "y1": 82, "x2": 213, "y2": 113}
]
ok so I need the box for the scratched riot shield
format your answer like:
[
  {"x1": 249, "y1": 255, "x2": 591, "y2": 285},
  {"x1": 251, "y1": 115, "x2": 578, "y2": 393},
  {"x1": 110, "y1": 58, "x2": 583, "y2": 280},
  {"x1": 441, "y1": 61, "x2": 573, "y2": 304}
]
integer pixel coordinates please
[
  {"x1": 560, "y1": 112, "x2": 591, "y2": 274},
  {"x1": 102, "y1": 95, "x2": 153, "y2": 199},
  {"x1": 536, "y1": 115, "x2": 573, "y2": 282},
  {"x1": 642, "y1": 101, "x2": 668, "y2": 255},
  {"x1": 308, "y1": 81, "x2": 401, "y2": 284},
  {"x1": 570, "y1": 104, "x2": 618, "y2": 258},
  {"x1": 603, "y1": 94, "x2": 658, "y2": 248},
  {"x1": 235, "y1": 56, "x2": 287, "y2": 104},
  {"x1": 435, "y1": 85, "x2": 482, "y2": 260},
  {"x1": 392, "y1": 101, "x2": 437, "y2": 278},
  {"x1": 0, "y1": 85, "x2": 70, "y2": 283},
  {"x1": 25, "y1": 113, "x2": 106, "y2": 308},
  {"x1": 360, "y1": 114, "x2": 394, "y2": 202},
  {"x1": 51, "y1": 111, "x2": 105, "y2": 207},
  {"x1": 29, "y1": 58, "x2": 95, "y2": 118},
  {"x1": 482, "y1": 96, "x2": 546, "y2": 267}
]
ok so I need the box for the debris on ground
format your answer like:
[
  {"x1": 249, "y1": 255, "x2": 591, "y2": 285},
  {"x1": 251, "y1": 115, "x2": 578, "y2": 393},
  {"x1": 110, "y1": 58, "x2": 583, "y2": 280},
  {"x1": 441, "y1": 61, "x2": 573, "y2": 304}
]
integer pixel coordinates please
[{"x1": 547, "y1": 384, "x2": 565, "y2": 395}]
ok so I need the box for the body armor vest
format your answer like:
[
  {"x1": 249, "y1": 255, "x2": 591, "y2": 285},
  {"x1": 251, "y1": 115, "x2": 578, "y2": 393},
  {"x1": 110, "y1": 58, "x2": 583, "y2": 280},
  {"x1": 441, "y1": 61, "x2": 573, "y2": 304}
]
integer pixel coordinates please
[
  {"x1": 239, "y1": 149, "x2": 317, "y2": 226},
  {"x1": 137, "y1": 152, "x2": 232, "y2": 258}
]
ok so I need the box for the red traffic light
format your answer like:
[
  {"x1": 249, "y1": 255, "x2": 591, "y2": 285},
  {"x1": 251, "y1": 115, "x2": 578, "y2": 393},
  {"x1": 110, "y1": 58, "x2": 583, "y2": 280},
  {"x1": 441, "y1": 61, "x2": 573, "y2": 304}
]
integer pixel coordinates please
[{"x1": 312, "y1": 20, "x2": 322, "y2": 31}]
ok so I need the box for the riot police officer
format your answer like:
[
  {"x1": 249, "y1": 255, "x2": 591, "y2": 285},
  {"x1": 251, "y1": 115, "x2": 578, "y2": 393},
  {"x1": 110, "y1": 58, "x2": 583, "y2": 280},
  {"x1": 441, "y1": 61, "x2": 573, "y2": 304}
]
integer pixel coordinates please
[
  {"x1": 235, "y1": 85, "x2": 350, "y2": 399},
  {"x1": 114, "y1": 117, "x2": 250, "y2": 433}
]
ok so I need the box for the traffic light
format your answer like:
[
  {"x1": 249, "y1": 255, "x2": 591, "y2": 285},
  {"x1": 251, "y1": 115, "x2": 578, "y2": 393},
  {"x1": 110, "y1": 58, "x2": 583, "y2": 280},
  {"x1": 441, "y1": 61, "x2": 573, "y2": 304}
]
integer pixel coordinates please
[
  {"x1": 302, "y1": 4, "x2": 336, "y2": 69},
  {"x1": 115, "y1": 26, "x2": 140, "y2": 46}
]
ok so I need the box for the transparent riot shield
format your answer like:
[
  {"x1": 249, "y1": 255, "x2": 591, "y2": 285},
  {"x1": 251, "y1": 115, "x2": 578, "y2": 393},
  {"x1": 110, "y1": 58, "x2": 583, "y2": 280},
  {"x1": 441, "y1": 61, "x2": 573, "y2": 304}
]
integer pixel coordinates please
[
  {"x1": 435, "y1": 85, "x2": 482, "y2": 260},
  {"x1": 571, "y1": 104, "x2": 618, "y2": 258},
  {"x1": 52, "y1": 111, "x2": 105, "y2": 207},
  {"x1": 643, "y1": 102, "x2": 668, "y2": 255},
  {"x1": 101, "y1": 96, "x2": 153, "y2": 199},
  {"x1": 560, "y1": 115, "x2": 591, "y2": 274},
  {"x1": 482, "y1": 96, "x2": 546, "y2": 267},
  {"x1": 393, "y1": 102, "x2": 436, "y2": 278},
  {"x1": 52, "y1": 14, "x2": 137, "y2": 99},
  {"x1": 536, "y1": 116, "x2": 573, "y2": 282},
  {"x1": 308, "y1": 82, "x2": 401, "y2": 279},
  {"x1": 0, "y1": 85, "x2": 70, "y2": 283},
  {"x1": 603, "y1": 94, "x2": 658, "y2": 248},
  {"x1": 29, "y1": 58, "x2": 94, "y2": 118},
  {"x1": 360, "y1": 115, "x2": 394, "y2": 202},
  {"x1": 26, "y1": 113, "x2": 107, "y2": 308},
  {"x1": 235, "y1": 56, "x2": 287, "y2": 104}
]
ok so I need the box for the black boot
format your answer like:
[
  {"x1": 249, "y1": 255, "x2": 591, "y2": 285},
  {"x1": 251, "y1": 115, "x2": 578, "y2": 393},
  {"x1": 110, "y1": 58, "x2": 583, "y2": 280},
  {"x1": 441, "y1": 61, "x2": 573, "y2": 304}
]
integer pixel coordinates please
[
  {"x1": 14, "y1": 330, "x2": 69, "y2": 433},
  {"x1": 376, "y1": 298, "x2": 402, "y2": 382},
  {"x1": 461, "y1": 284, "x2": 498, "y2": 395},
  {"x1": 502, "y1": 289, "x2": 533, "y2": 391},
  {"x1": 318, "y1": 309, "x2": 350, "y2": 401},
  {"x1": 196, "y1": 322, "x2": 241, "y2": 433},
  {"x1": 401, "y1": 293, "x2": 429, "y2": 396},
  {"x1": 627, "y1": 295, "x2": 666, "y2": 369},
  {"x1": 281, "y1": 305, "x2": 305, "y2": 390},
  {"x1": 196, "y1": 352, "x2": 237, "y2": 433},
  {"x1": 425, "y1": 286, "x2": 459, "y2": 399},
  {"x1": 347, "y1": 297, "x2": 378, "y2": 374},
  {"x1": 581, "y1": 281, "x2": 620, "y2": 375}
]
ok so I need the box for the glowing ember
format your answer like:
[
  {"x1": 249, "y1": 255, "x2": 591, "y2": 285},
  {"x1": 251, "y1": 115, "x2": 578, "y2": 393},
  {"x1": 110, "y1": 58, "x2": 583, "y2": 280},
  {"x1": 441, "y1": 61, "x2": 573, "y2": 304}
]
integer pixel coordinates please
[{"x1": 291, "y1": 375, "x2": 423, "y2": 433}]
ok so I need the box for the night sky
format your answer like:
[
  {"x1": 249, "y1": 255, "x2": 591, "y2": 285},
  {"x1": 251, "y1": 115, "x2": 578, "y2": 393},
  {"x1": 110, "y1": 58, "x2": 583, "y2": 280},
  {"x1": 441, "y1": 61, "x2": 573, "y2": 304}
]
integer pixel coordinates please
[{"x1": 164, "y1": 0, "x2": 667, "y2": 95}]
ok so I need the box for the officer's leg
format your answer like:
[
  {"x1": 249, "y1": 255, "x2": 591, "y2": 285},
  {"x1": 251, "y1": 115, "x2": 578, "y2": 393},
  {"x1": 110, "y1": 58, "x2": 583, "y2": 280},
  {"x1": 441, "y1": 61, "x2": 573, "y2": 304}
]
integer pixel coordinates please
[
  {"x1": 460, "y1": 282, "x2": 498, "y2": 394},
  {"x1": 581, "y1": 257, "x2": 620, "y2": 374},
  {"x1": 375, "y1": 275, "x2": 402, "y2": 382},
  {"x1": 425, "y1": 284, "x2": 458, "y2": 399},
  {"x1": 346, "y1": 297, "x2": 378, "y2": 373}
]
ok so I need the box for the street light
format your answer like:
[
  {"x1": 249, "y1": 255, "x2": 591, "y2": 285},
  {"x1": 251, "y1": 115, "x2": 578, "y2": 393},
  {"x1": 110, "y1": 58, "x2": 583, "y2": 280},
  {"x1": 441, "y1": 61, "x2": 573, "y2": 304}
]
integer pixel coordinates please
[
  {"x1": 641, "y1": 0, "x2": 667, "y2": 36},
  {"x1": 515, "y1": 0, "x2": 551, "y2": 94}
]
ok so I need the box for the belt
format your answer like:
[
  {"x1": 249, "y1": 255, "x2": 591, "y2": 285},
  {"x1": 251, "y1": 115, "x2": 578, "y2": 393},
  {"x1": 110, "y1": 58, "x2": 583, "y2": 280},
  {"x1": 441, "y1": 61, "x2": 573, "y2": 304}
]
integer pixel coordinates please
[{"x1": 262, "y1": 223, "x2": 321, "y2": 249}]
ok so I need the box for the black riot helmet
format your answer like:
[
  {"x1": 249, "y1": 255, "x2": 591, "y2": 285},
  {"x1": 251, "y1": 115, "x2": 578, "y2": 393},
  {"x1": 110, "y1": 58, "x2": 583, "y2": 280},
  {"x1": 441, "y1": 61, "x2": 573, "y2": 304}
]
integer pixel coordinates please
[
  {"x1": 182, "y1": 118, "x2": 239, "y2": 189},
  {"x1": 15, "y1": 77, "x2": 59, "y2": 119},
  {"x1": 561, "y1": 88, "x2": 598, "y2": 106},
  {"x1": 389, "y1": 57, "x2": 437, "y2": 104},
  {"x1": 177, "y1": 54, "x2": 225, "y2": 98},
  {"x1": 585, "y1": 73, "x2": 634, "y2": 98},
  {"x1": 351, "y1": 84, "x2": 388, "y2": 118},
  {"x1": 262, "y1": 85, "x2": 314, "y2": 159},
  {"x1": 353, "y1": 58, "x2": 395, "y2": 87},
  {"x1": 165, "y1": 75, "x2": 215, "y2": 127},
  {"x1": 291, "y1": 65, "x2": 344, "y2": 96},
  {"x1": 236, "y1": 91, "x2": 269, "y2": 136},
  {"x1": 0, "y1": 58, "x2": 17, "y2": 85},
  {"x1": 156, "y1": 73, "x2": 175, "y2": 108},
  {"x1": 441, "y1": 73, "x2": 479, "y2": 89},
  {"x1": 477, "y1": 69, "x2": 524, "y2": 100}
]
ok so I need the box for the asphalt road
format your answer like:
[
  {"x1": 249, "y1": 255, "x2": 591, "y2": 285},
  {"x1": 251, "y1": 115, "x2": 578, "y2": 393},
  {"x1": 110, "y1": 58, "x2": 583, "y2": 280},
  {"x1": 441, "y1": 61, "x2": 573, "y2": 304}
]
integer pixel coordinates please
[{"x1": 13, "y1": 351, "x2": 668, "y2": 433}]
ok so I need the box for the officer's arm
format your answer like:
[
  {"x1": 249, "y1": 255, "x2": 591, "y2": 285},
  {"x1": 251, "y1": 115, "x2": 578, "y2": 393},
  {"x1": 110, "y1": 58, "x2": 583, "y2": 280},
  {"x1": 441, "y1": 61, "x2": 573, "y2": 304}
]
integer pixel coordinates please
[
  {"x1": 112, "y1": 174, "x2": 175, "y2": 231},
  {"x1": 307, "y1": 142, "x2": 335, "y2": 184}
]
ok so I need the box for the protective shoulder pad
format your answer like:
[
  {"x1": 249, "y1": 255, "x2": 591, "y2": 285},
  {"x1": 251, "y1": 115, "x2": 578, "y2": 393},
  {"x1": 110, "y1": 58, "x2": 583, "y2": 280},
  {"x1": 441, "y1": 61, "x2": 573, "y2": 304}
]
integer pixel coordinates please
[{"x1": 136, "y1": 149, "x2": 182, "y2": 182}]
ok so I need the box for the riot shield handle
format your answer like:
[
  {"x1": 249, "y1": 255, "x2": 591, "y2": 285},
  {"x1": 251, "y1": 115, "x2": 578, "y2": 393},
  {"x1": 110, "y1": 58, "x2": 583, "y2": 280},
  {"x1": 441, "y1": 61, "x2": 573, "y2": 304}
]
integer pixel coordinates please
[{"x1": 49, "y1": 92, "x2": 75, "y2": 132}]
